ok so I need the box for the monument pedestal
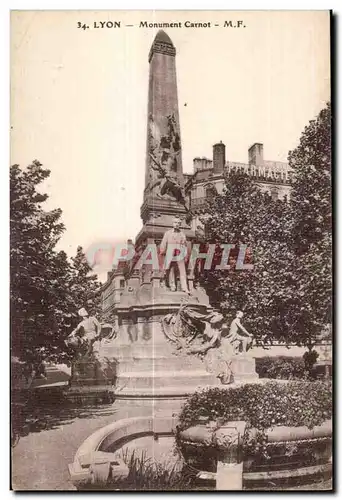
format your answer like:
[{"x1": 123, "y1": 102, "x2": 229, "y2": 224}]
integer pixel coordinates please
[
  {"x1": 67, "y1": 351, "x2": 117, "y2": 405},
  {"x1": 230, "y1": 355, "x2": 259, "y2": 384},
  {"x1": 99, "y1": 286, "x2": 220, "y2": 416},
  {"x1": 71, "y1": 355, "x2": 116, "y2": 387},
  {"x1": 95, "y1": 284, "x2": 259, "y2": 414}
]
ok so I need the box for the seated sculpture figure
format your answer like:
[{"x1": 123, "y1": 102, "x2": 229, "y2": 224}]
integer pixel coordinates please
[
  {"x1": 65, "y1": 308, "x2": 102, "y2": 356},
  {"x1": 227, "y1": 311, "x2": 253, "y2": 354}
]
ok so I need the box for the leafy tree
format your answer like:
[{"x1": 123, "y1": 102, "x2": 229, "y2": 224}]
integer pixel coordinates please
[
  {"x1": 10, "y1": 161, "x2": 72, "y2": 368},
  {"x1": 10, "y1": 161, "x2": 102, "y2": 372},
  {"x1": 199, "y1": 103, "x2": 332, "y2": 351},
  {"x1": 288, "y1": 102, "x2": 332, "y2": 350},
  {"x1": 199, "y1": 171, "x2": 295, "y2": 344},
  {"x1": 69, "y1": 245, "x2": 102, "y2": 328}
]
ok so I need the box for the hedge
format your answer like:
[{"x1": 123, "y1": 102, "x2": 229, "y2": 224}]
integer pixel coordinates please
[
  {"x1": 255, "y1": 356, "x2": 306, "y2": 379},
  {"x1": 255, "y1": 355, "x2": 331, "y2": 380}
]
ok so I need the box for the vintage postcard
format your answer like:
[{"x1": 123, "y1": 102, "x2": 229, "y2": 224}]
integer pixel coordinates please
[{"x1": 11, "y1": 10, "x2": 332, "y2": 491}]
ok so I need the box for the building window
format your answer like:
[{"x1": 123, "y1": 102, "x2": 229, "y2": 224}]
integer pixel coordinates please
[{"x1": 120, "y1": 279, "x2": 125, "y2": 288}]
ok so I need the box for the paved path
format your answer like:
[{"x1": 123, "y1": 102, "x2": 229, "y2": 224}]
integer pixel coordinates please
[
  {"x1": 11, "y1": 402, "x2": 332, "y2": 492},
  {"x1": 11, "y1": 403, "x2": 117, "y2": 491}
]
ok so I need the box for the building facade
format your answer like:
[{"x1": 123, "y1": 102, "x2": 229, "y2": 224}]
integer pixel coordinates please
[{"x1": 184, "y1": 141, "x2": 293, "y2": 229}]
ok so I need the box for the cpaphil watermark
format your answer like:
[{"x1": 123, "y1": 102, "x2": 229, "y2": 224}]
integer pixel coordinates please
[{"x1": 85, "y1": 240, "x2": 253, "y2": 274}]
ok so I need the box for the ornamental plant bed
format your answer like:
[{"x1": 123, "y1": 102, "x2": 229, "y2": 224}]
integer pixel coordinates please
[{"x1": 176, "y1": 380, "x2": 332, "y2": 472}]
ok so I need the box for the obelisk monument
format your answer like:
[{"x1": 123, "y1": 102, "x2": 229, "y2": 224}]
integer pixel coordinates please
[
  {"x1": 137, "y1": 30, "x2": 192, "y2": 248},
  {"x1": 68, "y1": 32, "x2": 258, "y2": 487}
]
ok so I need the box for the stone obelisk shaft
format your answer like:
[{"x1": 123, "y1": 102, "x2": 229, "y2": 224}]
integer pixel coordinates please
[
  {"x1": 137, "y1": 30, "x2": 190, "y2": 246},
  {"x1": 144, "y1": 30, "x2": 183, "y2": 192}
]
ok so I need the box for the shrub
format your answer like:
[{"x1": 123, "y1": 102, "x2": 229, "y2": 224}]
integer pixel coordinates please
[
  {"x1": 176, "y1": 380, "x2": 332, "y2": 461},
  {"x1": 256, "y1": 356, "x2": 307, "y2": 379},
  {"x1": 303, "y1": 350, "x2": 319, "y2": 373},
  {"x1": 178, "y1": 380, "x2": 331, "y2": 433},
  {"x1": 256, "y1": 354, "x2": 331, "y2": 380}
]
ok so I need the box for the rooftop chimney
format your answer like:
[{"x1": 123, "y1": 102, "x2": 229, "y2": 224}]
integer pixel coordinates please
[
  {"x1": 213, "y1": 141, "x2": 226, "y2": 173},
  {"x1": 248, "y1": 143, "x2": 264, "y2": 166}
]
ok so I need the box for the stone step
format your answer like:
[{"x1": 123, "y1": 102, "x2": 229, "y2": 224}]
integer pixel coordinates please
[
  {"x1": 115, "y1": 383, "x2": 221, "y2": 398},
  {"x1": 98, "y1": 344, "x2": 176, "y2": 360},
  {"x1": 119, "y1": 369, "x2": 211, "y2": 378},
  {"x1": 116, "y1": 370, "x2": 217, "y2": 390},
  {"x1": 233, "y1": 375, "x2": 259, "y2": 383},
  {"x1": 118, "y1": 356, "x2": 205, "y2": 373}
]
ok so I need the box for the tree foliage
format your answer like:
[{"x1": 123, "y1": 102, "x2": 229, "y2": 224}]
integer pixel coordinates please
[
  {"x1": 288, "y1": 102, "x2": 332, "y2": 347},
  {"x1": 199, "y1": 102, "x2": 331, "y2": 348},
  {"x1": 10, "y1": 161, "x2": 102, "y2": 369},
  {"x1": 69, "y1": 245, "x2": 102, "y2": 324},
  {"x1": 199, "y1": 172, "x2": 294, "y2": 344}
]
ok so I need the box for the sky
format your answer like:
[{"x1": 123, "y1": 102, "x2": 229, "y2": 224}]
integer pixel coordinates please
[{"x1": 10, "y1": 10, "x2": 330, "y2": 260}]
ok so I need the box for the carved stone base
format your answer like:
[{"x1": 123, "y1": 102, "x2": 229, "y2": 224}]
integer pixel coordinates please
[
  {"x1": 230, "y1": 355, "x2": 259, "y2": 384},
  {"x1": 70, "y1": 354, "x2": 117, "y2": 388},
  {"x1": 95, "y1": 287, "x2": 221, "y2": 411}
]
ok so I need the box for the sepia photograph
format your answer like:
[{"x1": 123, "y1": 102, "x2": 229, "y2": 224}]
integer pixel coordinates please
[{"x1": 10, "y1": 10, "x2": 332, "y2": 491}]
